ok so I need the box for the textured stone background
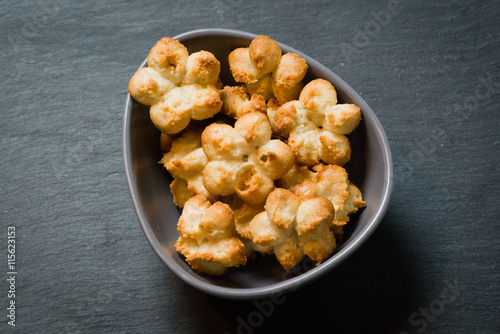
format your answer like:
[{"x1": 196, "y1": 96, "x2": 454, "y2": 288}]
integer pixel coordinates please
[{"x1": 1, "y1": 0, "x2": 499, "y2": 333}]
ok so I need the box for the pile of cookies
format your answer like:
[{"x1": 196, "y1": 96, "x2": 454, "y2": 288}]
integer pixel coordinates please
[{"x1": 128, "y1": 35, "x2": 365, "y2": 275}]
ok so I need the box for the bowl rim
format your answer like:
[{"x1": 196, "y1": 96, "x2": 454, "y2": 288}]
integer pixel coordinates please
[{"x1": 123, "y1": 28, "x2": 394, "y2": 299}]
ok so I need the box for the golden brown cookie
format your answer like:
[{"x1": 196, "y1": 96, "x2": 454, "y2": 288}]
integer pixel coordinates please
[
  {"x1": 228, "y1": 35, "x2": 308, "y2": 105},
  {"x1": 128, "y1": 37, "x2": 222, "y2": 134},
  {"x1": 268, "y1": 79, "x2": 362, "y2": 166},
  {"x1": 278, "y1": 163, "x2": 365, "y2": 240},
  {"x1": 159, "y1": 128, "x2": 218, "y2": 207},
  {"x1": 245, "y1": 188, "x2": 336, "y2": 270},
  {"x1": 201, "y1": 112, "x2": 295, "y2": 205},
  {"x1": 175, "y1": 195, "x2": 247, "y2": 276}
]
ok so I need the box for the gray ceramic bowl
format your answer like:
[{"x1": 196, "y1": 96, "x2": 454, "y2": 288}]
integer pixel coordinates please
[{"x1": 123, "y1": 28, "x2": 393, "y2": 299}]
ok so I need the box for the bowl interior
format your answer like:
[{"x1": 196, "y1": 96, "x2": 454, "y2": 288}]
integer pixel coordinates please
[{"x1": 124, "y1": 29, "x2": 393, "y2": 299}]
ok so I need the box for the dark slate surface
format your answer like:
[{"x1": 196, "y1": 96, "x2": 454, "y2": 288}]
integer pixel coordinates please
[{"x1": 1, "y1": 0, "x2": 499, "y2": 333}]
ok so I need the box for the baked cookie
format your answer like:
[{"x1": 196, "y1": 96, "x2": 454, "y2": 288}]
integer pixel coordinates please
[
  {"x1": 280, "y1": 163, "x2": 365, "y2": 240},
  {"x1": 128, "y1": 37, "x2": 222, "y2": 134},
  {"x1": 201, "y1": 112, "x2": 294, "y2": 205},
  {"x1": 268, "y1": 79, "x2": 362, "y2": 166},
  {"x1": 245, "y1": 74, "x2": 274, "y2": 101},
  {"x1": 175, "y1": 195, "x2": 247, "y2": 276},
  {"x1": 228, "y1": 35, "x2": 308, "y2": 105},
  {"x1": 159, "y1": 128, "x2": 218, "y2": 207},
  {"x1": 245, "y1": 188, "x2": 336, "y2": 270}
]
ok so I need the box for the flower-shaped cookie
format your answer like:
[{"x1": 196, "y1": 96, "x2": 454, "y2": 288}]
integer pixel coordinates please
[
  {"x1": 201, "y1": 112, "x2": 295, "y2": 205},
  {"x1": 175, "y1": 195, "x2": 246, "y2": 276},
  {"x1": 279, "y1": 163, "x2": 365, "y2": 240},
  {"x1": 159, "y1": 128, "x2": 218, "y2": 207},
  {"x1": 228, "y1": 35, "x2": 308, "y2": 105},
  {"x1": 128, "y1": 37, "x2": 222, "y2": 134},
  {"x1": 268, "y1": 79, "x2": 362, "y2": 166},
  {"x1": 245, "y1": 188, "x2": 336, "y2": 270}
]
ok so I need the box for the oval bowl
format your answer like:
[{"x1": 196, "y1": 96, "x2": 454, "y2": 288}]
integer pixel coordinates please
[{"x1": 123, "y1": 28, "x2": 393, "y2": 299}]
